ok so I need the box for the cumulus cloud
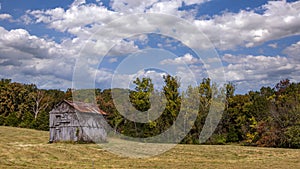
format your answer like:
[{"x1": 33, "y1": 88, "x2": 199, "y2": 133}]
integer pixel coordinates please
[
  {"x1": 194, "y1": 0, "x2": 300, "y2": 50},
  {"x1": 110, "y1": 0, "x2": 159, "y2": 13},
  {"x1": 4, "y1": 0, "x2": 300, "y2": 91},
  {"x1": 0, "y1": 26, "x2": 76, "y2": 89},
  {"x1": 109, "y1": 58, "x2": 118, "y2": 63},
  {"x1": 27, "y1": 4, "x2": 120, "y2": 33},
  {"x1": 0, "y1": 27, "x2": 73, "y2": 59},
  {"x1": 0, "y1": 13, "x2": 12, "y2": 21},
  {"x1": 146, "y1": 0, "x2": 184, "y2": 16},
  {"x1": 183, "y1": 0, "x2": 210, "y2": 6},
  {"x1": 220, "y1": 54, "x2": 299, "y2": 92},
  {"x1": 25, "y1": 0, "x2": 208, "y2": 42},
  {"x1": 70, "y1": 0, "x2": 86, "y2": 8},
  {"x1": 25, "y1": 3, "x2": 142, "y2": 58},
  {"x1": 283, "y1": 41, "x2": 300, "y2": 61},
  {"x1": 111, "y1": 69, "x2": 167, "y2": 89},
  {"x1": 26, "y1": 0, "x2": 300, "y2": 52},
  {"x1": 268, "y1": 43, "x2": 277, "y2": 49},
  {"x1": 160, "y1": 53, "x2": 198, "y2": 65},
  {"x1": 108, "y1": 40, "x2": 139, "y2": 56},
  {"x1": 110, "y1": 0, "x2": 210, "y2": 15},
  {"x1": 95, "y1": 68, "x2": 114, "y2": 84}
]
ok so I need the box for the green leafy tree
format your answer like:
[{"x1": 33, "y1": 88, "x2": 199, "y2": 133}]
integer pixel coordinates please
[{"x1": 129, "y1": 77, "x2": 154, "y2": 112}]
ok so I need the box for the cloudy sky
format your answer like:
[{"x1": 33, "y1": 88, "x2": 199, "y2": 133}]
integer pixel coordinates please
[{"x1": 0, "y1": 0, "x2": 300, "y2": 93}]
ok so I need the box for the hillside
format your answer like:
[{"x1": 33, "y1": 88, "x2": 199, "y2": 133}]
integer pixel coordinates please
[{"x1": 0, "y1": 126, "x2": 299, "y2": 169}]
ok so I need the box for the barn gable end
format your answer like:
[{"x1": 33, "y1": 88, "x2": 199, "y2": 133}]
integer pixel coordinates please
[{"x1": 49, "y1": 100, "x2": 107, "y2": 143}]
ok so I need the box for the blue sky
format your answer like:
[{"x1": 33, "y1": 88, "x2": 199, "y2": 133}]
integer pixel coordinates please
[{"x1": 0, "y1": 0, "x2": 300, "y2": 93}]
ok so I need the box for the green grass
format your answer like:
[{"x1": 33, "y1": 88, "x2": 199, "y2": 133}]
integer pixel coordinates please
[{"x1": 0, "y1": 126, "x2": 299, "y2": 169}]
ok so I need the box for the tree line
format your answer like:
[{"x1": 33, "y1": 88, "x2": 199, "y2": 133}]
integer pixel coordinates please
[
  {"x1": 98, "y1": 76, "x2": 300, "y2": 148},
  {"x1": 0, "y1": 79, "x2": 68, "y2": 130},
  {"x1": 0, "y1": 77, "x2": 299, "y2": 148}
]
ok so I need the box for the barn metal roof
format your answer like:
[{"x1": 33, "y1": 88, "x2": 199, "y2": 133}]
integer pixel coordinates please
[{"x1": 64, "y1": 100, "x2": 107, "y2": 115}]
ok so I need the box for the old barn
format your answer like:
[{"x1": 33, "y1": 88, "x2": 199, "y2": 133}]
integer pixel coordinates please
[{"x1": 49, "y1": 100, "x2": 107, "y2": 143}]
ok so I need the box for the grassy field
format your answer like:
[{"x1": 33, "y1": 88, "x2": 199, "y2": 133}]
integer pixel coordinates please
[{"x1": 0, "y1": 126, "x2": 299, "y2": 169}]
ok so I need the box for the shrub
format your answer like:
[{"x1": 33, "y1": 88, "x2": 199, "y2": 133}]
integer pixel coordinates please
[
  {"x1": 284, "y1": 126, "x2": 300, "y2": 148},
  {"x1": 5, "y1": 112, "x2": 19, "y2": 127}
]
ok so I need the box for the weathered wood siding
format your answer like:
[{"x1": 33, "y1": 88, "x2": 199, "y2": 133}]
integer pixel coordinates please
[
  {"x1": 76, "y1": 111, "x2": 107, "y2": 142},
  {"x1": 49, "y1": 101, "x2": 107, "y2": 143}
]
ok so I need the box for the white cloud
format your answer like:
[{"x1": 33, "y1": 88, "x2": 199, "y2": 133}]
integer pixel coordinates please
[
  {"x1": 0, "y1": 27, "x2": 73, "y2": 59},
  {"x1": 268, "y1": 43, "x2": 277, "y2": 49},
  {"x1": 25, "y1": 0, "x2": 300, "y2": 53},
  {"x1": 110, "y1": 0, "x2": 159, "y2": 13},
  {"x1": 0, "y1": 26, "x2": 77, "y2": 89},
  {"x1": 104, "y1": 68, "x2": 169, "y2": 90},
  {"x1": 70, "y1": 0, "x2": 86, "y2": 8},
  {"x1": 183, "y1": 0, "x2": 210, "y2": 6},
  {"x1": 25, "y1": 0, "x2": 207, "y2": 40},
  {"x1": 95, "y1": 68, "x2": 114, "y2": 84},
  {"x1": 131, "y1": 69, "x2": 167, "y2": 89},
  {"x1": 220, "y1": 54, "x2": 299, "y2": 92},
  {"x1": 147, "y1": 0, "x2": 183, "y2": 16},
  {"x1": 194, "y1": 1, "x2": 300, "y2": 50},
  {"x1": 108, "y1": 40, "x2": 139, "y2": 56},
  {"x1": 110, "y1": 0, "x2": 210, "y2": 15},
  {"x1": 19, "y1": 14, "x2": 33, "y2": 25},
  {"x1": 160, "y1": 53, "x2": 198, "y2": 65},
  {"x1": 109, "y1": 58, "x2": 118, "y2": 63},
  {"x1": 0, "y1": 13, "x2": 12, "y2": 21},
  {"x1": 27, "y1": 4, "x2": 120, "y2": 33},
  {"x1": 5, "y1": 0, "x2": 300, "y2": 91},
  {"x1": 283, "y1": 41, "x2": 300, "y2": 61},
  {"x1": 26, "y1": 3, "x2": 141, "y2": 58},
  {"x1": 0, "y1": 27, "x2": 72, "y2": 59}
]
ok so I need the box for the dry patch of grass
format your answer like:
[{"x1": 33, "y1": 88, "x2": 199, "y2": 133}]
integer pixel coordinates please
[{"x1": 0, "y1": 126, "x2": 299, "y2": 168}]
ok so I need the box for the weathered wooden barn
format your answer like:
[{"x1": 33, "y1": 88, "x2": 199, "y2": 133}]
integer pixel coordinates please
[{"x1": 49, "y1": 100, "x2": 107, "y2": 143}]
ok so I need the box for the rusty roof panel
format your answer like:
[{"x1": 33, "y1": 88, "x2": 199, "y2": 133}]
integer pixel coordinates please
[{"x1": 64, "y1": 100, "x2": 107, "y2": 115}]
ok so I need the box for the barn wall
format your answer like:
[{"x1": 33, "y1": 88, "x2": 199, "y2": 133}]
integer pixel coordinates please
[
  {"x1": 49, "y1": 101, "x2": 107, "y2": 143},
  {"x1": 76, "y1": 111, "x2": 107, "y2": 143},
  {"x1": 49, "y1": 102, "x2": 80, "y2": 142}
]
